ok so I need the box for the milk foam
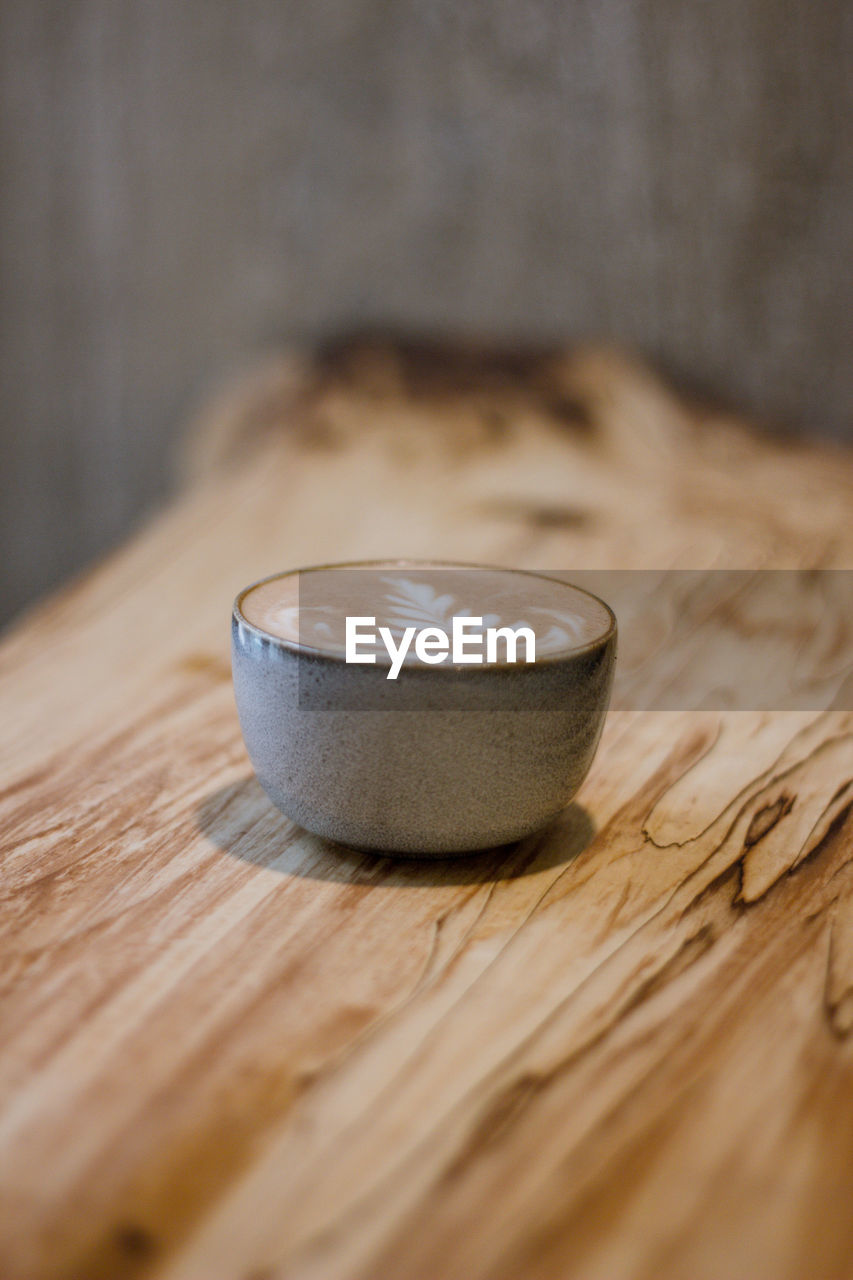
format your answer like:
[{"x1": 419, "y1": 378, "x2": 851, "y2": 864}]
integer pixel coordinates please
[{"x1": 239, "y1": 564, "x2": 612, "y2": 660}]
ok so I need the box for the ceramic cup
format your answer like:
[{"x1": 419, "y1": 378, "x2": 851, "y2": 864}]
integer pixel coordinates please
[{"x1": 232, "y1": 561, "x2": 616, "y2": 856}]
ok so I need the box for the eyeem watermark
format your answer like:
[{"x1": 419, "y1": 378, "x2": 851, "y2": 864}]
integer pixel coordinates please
[{"x1": 345, "y1": 616, "x2": 536, "y2": 679}]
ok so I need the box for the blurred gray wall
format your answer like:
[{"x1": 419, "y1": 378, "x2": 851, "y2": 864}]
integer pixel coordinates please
[{"x1": 1, "y1": 1, "x2": 851, "y2": 625}]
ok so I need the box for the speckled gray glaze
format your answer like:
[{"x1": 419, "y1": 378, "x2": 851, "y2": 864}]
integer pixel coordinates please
[{"x1": 232, "y1": 565, "x2": 616, "y2": 857}]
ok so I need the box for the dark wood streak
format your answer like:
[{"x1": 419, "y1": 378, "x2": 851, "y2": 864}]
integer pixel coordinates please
[{"x1": 744, "y1": 792, "x2": 796, "y2": 846}]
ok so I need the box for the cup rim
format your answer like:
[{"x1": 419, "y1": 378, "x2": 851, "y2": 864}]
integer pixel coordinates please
[{"x1": 232, "y1": 559, "x2": 617, "y2": 670}]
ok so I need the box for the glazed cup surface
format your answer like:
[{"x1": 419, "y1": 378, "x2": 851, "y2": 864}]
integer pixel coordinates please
[{"x1": 232, "y1": 562, "x2": 616, "y2": 856}]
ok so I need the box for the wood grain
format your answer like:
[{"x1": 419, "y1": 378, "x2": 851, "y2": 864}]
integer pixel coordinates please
[{"x1": 1, "y1": 340, "x2": 852, "y2": 1280}]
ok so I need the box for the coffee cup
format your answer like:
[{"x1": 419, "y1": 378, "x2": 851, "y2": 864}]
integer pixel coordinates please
[{"x1": 232, "y1": 561, "x2": 616, "y2": 856}]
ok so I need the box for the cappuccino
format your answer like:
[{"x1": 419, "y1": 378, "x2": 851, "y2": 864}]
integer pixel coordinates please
[
  {"x1": 232, "y1": 561, "x2": 617, "y2": 852},
  {"x1": 239, "y1": 563, "x2": 611, "y2": 667}
]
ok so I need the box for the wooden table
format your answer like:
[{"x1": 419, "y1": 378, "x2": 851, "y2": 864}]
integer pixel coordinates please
[{"x1": 2, "y1": 340, "x2": 852, "y2": 1280}]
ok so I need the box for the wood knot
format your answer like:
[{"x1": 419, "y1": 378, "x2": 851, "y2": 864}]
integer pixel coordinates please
[
  {"x1": 114, "y1": 1222, "x2": 157, "y2": 1259},
  {"x1": 827, "y1": 990, "x2": 853, "y2": 1040},
  {"x1": 744, "y1": 793, "x2": 795, "y2": 847}
]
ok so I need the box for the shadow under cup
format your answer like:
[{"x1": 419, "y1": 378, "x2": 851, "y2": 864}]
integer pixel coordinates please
[{"x1": 231, "y1": 563, "x2": 617, "y2": 856}]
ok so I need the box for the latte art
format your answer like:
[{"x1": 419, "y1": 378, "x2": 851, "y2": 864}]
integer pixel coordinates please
[{"x1": 239, "y1": 564, "x2": 611, "y2": 663}]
